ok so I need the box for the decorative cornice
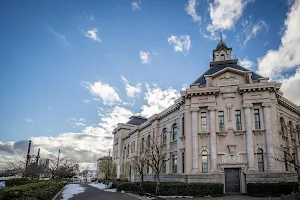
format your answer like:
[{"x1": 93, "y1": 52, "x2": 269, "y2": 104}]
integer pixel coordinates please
[
  {"x1": 190, "y1": 107, "x2": 200, "y2": 112},
  {"x1": 199, "y1": 132, "x2": 209, "y2": 138},
  {"x1": 207, "y1": 106, "x2": 217, "y2": 111},
  {"x1": 262, "y1": 103, "x2": 271, "y2": 107},
  {"x1": 217, "y1": 131, "x2": 227, "y2": 137},
  {"x1": 181, "y1": 87, "x2": 220, "y2": 99},
  {"x1": 253, "y1": 129, "x2": 265, "y2": 135},
  {"x1": 243, "y1": 103, "x2": 253, "y2": 108},
  {"x1": 277, "y1": 96, "x2": 300, "y2": 115}
]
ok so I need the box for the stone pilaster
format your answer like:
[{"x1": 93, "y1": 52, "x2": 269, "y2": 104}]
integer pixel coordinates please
[
  {"x1": 262, "y1": 103, "x2": 276, "y2": 171},
  {"x1": 117, "y1": 164, "x2": 121, "y2": 179},
  {"x1": 243, "y1": 103, "x2": 255, "y2": 171},
  {"x1": 208, "y1": 106, "x2": 218, "y2": 173},
  {"x1": 191, "y1": 107, "x2": 199, "y2": 173},
  {"x1": 177, "y1": 114, "x2": 184, "y2": 173}
]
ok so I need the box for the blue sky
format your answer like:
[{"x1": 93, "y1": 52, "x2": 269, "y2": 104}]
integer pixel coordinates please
[{"x1": 1, "y1": 0, "x2": 299, "y2": 169}]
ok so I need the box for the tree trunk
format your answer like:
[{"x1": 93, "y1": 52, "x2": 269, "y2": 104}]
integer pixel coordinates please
[{"x1": 155, "y1": 174, "x2": 160, "y2": 198}]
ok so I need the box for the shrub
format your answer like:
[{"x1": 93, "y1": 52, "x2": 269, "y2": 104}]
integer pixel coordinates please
[
  {"x1": 135, "y1": 182, "x2": 223, "y2": 197},
  {"x1": 247, "y1": 182, "x2": 299, "y2": 197},
  {"x1": 5, "y1": 178, "x2": 41, "y2": 187},
  {"x1": 0, "y1": 181, "x2": 65, "y2": 200},
  {"x1": 117, "y1": 182, "x2": 145, "y2": 195}
]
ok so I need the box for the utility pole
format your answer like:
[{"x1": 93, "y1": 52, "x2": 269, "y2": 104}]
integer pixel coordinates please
[
  {"x1": 35, "y1": 148, "x2": 40, "y2": 166},
  {"x1": 25, "y1": 140, "x2": 32, "y2": 173}
]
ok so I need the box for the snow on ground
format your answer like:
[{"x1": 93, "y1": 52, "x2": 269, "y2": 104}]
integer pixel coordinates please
[
  {"x1": 61, "y1": 184, "x2": 86, "y2": 200},
  {"x1": 89, "y1": 182, "x2": 117, "y2": 192}
]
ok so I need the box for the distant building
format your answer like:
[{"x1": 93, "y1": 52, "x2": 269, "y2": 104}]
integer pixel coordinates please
[
  {"x1": 97, "y1": 156, "x2": 113, "y2": 179},
  {"x1": 112, "y1": 40, "x2": 300, "y2": 193}
]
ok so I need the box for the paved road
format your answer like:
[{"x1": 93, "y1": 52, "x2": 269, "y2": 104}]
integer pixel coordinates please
[{"x1": 66, "y1": 183, "x2": 140, "y2": 200}]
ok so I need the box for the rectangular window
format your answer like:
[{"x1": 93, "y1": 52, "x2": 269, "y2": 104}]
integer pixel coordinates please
[
  {"x1": 172, "y1": 153, "x2": 177, "y2": 173},
  {"x1": 201, "y1": 112, "x2": 207, "y2": 132},
  {"x1": 162, "y1": 160, "x2": 166, "y2": 174},
  {"x1": 219, "y1": 111, "x2": 225, "y2": 131},
  {"x1": 254, "y1": 109, "x2": 261, "y2": 130},
  {"x1": 235, "y1": 110, "x2": 242, "y2": 130}
]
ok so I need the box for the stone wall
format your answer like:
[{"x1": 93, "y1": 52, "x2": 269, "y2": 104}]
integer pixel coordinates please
[
  {"x1": 245, "y1": 172, "x2": 297, "y2": 183},
  {"x1": 134, "y1": 173, "x2": 224, "y2": 183}
]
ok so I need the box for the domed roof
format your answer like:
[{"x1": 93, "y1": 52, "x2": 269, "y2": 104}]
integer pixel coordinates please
[{"x1": 216, "y1": 40, "x2": 228, "y2": 49}]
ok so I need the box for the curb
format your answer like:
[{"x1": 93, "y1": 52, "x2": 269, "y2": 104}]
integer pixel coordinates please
[
  {"x1": 125, "y1": 193, "x2": 148, "y2": 200},
  {"x1": 52, "y1": 185, "x2": 66, "y2": 200}
]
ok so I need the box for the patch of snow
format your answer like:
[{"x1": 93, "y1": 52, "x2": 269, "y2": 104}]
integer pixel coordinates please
[
  {"x1": 89, "y1": 182, "x2": 106, "y2": 189},
  {"x1": 61, "y1": 184, "x2": 85, "y2": 200},
  {"x1": 104, "y1": 188, "x2": 117, "y2": 193},
  {"x1": 89, "y1": 182, "x2": 117, "y2": 192}
]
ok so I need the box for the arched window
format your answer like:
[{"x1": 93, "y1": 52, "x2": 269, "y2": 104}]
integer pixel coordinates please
[
  {"x1": 147, "y1": 135, "x2": 150, "y2": 148},
  {"x1": 202, "y1": 150, "x2": 208, "y2": 173},
  {"x1": 289, "y1": 121, "x2": 294, "y2": 138},
  {"x1": 163, "y1": 128, "x2": 167, "y2": 144},
  {"x1": 172, "y1": 124, "x2": 178, "y2": 141},
  {"x1": 280, "y1": 117, "x2": 285, "y2": 133},
  {"x1": 141, "y1": 138, "x2": 144, "y2": 150},
  {"x1": 220, "y1": 54, "x2": 225, "y2": 60},
  {"x1": 257, "y1": 148, "x2": 264, "y2": 172}
]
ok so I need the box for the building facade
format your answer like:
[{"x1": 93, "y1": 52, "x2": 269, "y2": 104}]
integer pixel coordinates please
[{"x1": 112, "y1": 41, "x2": 300, "y2": 193}]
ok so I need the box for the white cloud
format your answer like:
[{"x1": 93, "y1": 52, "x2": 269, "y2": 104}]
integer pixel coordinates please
[
  {"x1": 83, "y1": 28, "x2": 101, "y2": 42},
  {"x1": 140, "y1": 51, "x2": 151, "y2": 64},
  {"x1": 205, "y1": 0, "x2": 252, "y2": 40},
  {"x1": 49, "y1": 27, "x2": 69, "y2": 47},
  {"x1": 185, "y1": 0, "x2": 201, "y2": 23},
  {"x1": 239, "y1": 19, "x2": 268, "y2": 47},
  {"x1": 82, "y1": 81, "x2": 122, "y2": 106},
  {"x1": 121, "y1": 75, "x2": 142, "y2": 98},
  {"x1": 24, "y1": 118, "x2": 33, "y2": 123},
  {"x1": 167, "y1": 35, "x2": 191, "y2": 55},
  {"x1": 75, "y1": 123, "x2": 86, "y2": 127},
  {"x1": 83, "y1": 99, "x2": 90, "y2": 103},
  {"x1": 132, "y1": 1, "x2": 141, "y2": 11},
  {"x1": 44, "y1": 130, "x2": 52, "y2": 132},
  {"x1": 239, "y1": 57, "x2": 255, "y2": 69},
  {"x1": 140, "y1": 84, "x2": 180, "y2": 117},
  {"x1": 280, "y1": 68, "x2": 300, "y2": 105},
  {"x1": 257, "y1": 0, "x2": 300, "y2": 78}
]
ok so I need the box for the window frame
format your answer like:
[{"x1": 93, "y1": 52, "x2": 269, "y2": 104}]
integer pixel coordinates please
[
  {"x1": 172, "y1": 123, "x2": 178, "y2": 141},
  {"x1": 202, "y1": 150, "x2": 208, "y2": 173},
  {"x1": 163, "y1": 128, "x2": 167, "y2": 144},
  {"x1": 172, "y1": 153, "x2": 177, "y2": 173},
  {"x1": 201, "y1": 112, "x2": 207, "y2": 132},
  {"x1": 218, "y1": 111, "x2": 225, "y2": 131},
  {"x1": 254, "y1": 109, "x2": 261, "y2": 130},
  {"x1": 235, "y1": 110, "x2": 242, "y2": 131},
  {"x1": 257, "y1": 148, "x2": 264, "y2": 172}
]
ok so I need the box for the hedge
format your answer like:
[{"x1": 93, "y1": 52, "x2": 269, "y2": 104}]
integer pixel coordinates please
[
  {"x1": 136, "y1": 182, "x2": 223, "y2": 196},
  {"x1": 247, "y1": 182, "x2": 299, "y2": 197},
  {"x1": 116, "y1": 183, "x2": 145, "y2": 196},
  {"x1": 5, "y1": 178, "x2": 41, "y2": 187},
  {"x1": 0, "y1": 181, "x2": 65, "y2": 200}
]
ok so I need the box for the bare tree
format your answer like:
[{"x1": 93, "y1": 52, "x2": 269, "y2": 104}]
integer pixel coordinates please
[
  {"x1": 131, "y1": 144, "x2": 147, "y2": 186},
  {"x1": 273, "y1": 123, "x2": 300, "y2": 190},
  {"x1": 99, "y1": 156, "x2": 113, "y2": 179},
  {"x1": 143, "y1": 135, "x2": 170, "y2": 197},
  {"x1": 48, "y1": 154, "x2": 78, "y2": 180}
]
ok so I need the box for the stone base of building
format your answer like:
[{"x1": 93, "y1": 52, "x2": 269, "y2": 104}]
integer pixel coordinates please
[{"x1": 132, "y1": 172, "x2": 298, "y2": 194}]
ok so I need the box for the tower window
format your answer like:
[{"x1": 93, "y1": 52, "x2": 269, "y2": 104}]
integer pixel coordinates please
[
  {"x1": 257, "y1": 148, "x2": 264, "y2": 172},
  {"x1": 201, "y1": 112, "x2": 207, "y2": 132},
  {"x1": 235, "y1": 110, "x2": 242, "y2": 130},
  {"x1": 218, "y1": 111, "x2": 225, "y2": 131},
  {"x1": 202, "y1": 150, "x2": 208, "y2": 173},
  {"x1": 220, "y1": 54, "x2": 225, "y2": 60}
]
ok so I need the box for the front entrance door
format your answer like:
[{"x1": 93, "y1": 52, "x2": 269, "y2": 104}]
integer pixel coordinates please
[{"x1": 225, "y1": 168, "x2": 240, "y2": 193}]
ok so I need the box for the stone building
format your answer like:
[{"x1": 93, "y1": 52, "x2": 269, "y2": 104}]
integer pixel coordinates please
[{"x1": 112, "y1": 40, "x2": 300, "y2": 193}]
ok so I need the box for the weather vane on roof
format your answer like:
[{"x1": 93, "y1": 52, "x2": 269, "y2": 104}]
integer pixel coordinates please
[{"x1": 220, "y1": 32, "x2": 223, "y2": 42}]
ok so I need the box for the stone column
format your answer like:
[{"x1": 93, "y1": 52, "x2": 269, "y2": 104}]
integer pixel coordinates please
[
  {"x1": 243, "y1": 103, "x2": 255, "y2": 171},
  {"x1": 208, "y1": 106, "x2": 218, "y2": 173},
  {"x1": 262, "y1": 103, "x2": 276, "y2": 171},
  {"x1": 191, "y1": 108, "x2": 199, "y2": 173},
  {"x1": 177, "y1": 114, "x2": 184, "y2": 173},
  {"x1": 117, "y1": 164, "x2": 121, "y2": 179}
]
